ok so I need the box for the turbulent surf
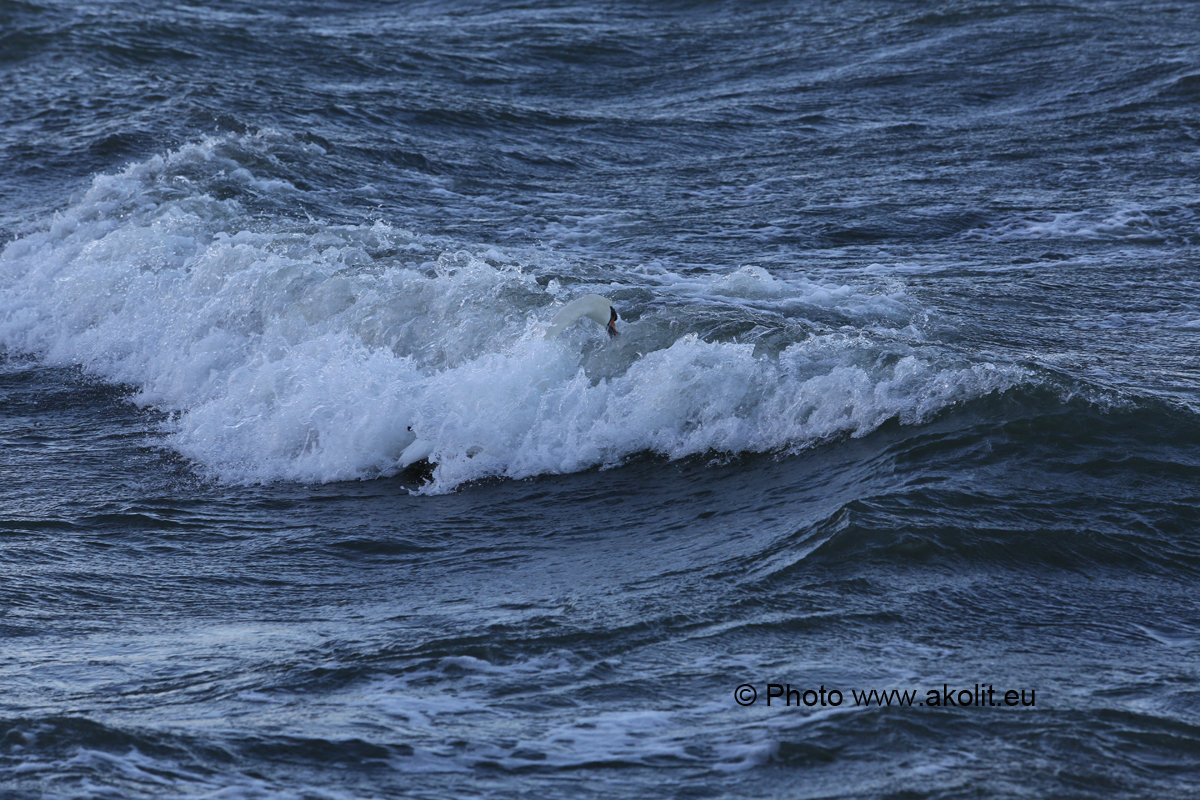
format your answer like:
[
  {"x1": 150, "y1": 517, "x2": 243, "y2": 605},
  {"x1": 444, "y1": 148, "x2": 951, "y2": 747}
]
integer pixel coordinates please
[{"x1": 2, "y1": 1, "x2": 1199, "y2": 798}]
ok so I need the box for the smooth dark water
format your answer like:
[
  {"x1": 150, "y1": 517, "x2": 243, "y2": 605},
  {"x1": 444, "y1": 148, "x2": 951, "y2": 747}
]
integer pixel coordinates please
[{"x1": 3, "y1": 1, "x2": 1200, "y2": 797}]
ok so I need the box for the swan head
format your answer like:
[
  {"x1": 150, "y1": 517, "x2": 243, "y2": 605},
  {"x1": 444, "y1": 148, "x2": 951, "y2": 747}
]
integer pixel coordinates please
[{"x1": 599, "y1": 303, "x2": 619, "y2": 337}]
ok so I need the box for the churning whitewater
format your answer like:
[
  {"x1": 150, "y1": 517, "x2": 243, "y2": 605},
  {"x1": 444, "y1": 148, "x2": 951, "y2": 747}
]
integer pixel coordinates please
[
  {"x1": 5, "y1": 2, "x2": 1200, "y2": 797},
  {"x1": 0, "y1": 133, "x2": 1020, "y2": 492}
]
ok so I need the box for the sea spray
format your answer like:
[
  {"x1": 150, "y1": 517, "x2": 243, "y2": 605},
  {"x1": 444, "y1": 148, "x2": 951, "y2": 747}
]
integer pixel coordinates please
[{"x1": 0, "y1": 134, "x2": 1024, "y2": 491}]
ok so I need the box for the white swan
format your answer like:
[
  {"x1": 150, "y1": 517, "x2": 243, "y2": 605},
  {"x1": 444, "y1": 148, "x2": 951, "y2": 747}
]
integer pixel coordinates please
[
  {"x1": 399, "y1": 434, "x2": 434, "y2": 468},
  {"x1": 401, "y1": 295, "x2": 620, "y2": 473},
  {"x1": 545, "y1": 294, "x2": 619, "y2": 339}
]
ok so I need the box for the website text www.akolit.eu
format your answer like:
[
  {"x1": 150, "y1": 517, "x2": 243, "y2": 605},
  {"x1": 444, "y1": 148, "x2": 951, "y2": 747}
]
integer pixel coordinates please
[{"x1": 733, "y1": 683, "x2": 1035, "y2": 709}]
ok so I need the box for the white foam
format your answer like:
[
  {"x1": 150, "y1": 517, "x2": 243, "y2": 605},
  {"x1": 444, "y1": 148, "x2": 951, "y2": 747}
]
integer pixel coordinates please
[
  {"x1": 645, "y1": 263, "x2": 911, "y2": 320},
  {"x1": 0, "y1": 133, "x2": 1024, "y2": 492},
  {"x1": 340, "y1": 650, "x2": 866, "y2": 775},
  {"x1": 964, "y1": 206, "x2": 1169, "y2": 243}
]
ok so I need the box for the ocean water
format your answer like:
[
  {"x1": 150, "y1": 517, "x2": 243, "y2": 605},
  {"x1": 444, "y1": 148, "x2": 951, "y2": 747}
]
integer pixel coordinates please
[{"x1": 2, "y1": 1, "x2": 1200, "y2": 797}]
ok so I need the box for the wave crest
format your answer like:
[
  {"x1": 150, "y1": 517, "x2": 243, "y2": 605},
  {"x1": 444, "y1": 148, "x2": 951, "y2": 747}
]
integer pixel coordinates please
[{"x1": 0, "y1": 134, "x2": 1024, "y2": 491}]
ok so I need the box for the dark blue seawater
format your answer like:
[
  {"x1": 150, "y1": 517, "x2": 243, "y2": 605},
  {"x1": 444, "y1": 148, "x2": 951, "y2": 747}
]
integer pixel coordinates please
[{"x1": 3, "y1": 1, "x2": 1200, "y2": 797}]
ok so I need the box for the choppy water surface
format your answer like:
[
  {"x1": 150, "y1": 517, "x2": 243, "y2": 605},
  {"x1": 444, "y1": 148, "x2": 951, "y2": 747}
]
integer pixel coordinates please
[{"x1": 2, "y1": 1, "x2": 1200, "y2": 797}]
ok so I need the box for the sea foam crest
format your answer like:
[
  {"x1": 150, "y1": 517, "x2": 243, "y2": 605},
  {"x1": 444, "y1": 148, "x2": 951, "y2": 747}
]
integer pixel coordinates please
[
  {"x1": 0, "y1": 134, "x2": 1022, "y2": 492},
  {"x1": 963, "y1": 206, "x2": 1172, "y2": 244}
]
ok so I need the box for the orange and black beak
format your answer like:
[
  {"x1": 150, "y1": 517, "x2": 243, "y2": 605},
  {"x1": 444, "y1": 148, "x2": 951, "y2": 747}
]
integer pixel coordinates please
[{"x1": 607, "y1": 306, "x2": 619, "y2": 337}]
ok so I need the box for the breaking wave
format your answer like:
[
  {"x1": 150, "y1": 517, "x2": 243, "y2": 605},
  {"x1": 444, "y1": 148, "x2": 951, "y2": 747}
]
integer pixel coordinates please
[{"x1": 0, "y1": 133, "x2": 1023, "y2": 492}]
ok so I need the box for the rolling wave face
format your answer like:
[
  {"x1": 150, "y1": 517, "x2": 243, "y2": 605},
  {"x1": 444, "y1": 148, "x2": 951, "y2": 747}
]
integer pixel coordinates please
[{"x1": 0, "y1": 133, "x2": 1023, "y2": 491}]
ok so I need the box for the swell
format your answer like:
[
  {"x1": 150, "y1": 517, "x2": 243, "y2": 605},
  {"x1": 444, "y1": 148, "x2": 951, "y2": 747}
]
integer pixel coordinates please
[
  {"x1": 750, "y1": 391, "x2": 1200, "y2": 582},
  {"x1": 0, "y1": 133, "x2": 1025, "y2": 491},
  {"x1": 0, "y1": 714, "x2": 414, "y2": 796},
  {"x1": 5, "y1": 706, "x2": 1199, "y2": 796}
]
